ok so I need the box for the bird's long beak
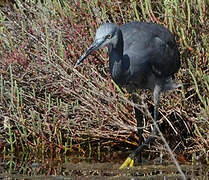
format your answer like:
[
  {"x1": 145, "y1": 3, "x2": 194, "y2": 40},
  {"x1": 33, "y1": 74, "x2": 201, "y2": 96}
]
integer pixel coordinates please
[{"x1": 74, "y1": 38, "x2": 105, "y2": 68}]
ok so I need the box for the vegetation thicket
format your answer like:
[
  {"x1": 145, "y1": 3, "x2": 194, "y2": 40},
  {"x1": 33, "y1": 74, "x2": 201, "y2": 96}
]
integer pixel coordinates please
[{"x1": 0, "y1": 0, "x2": 208, "y2": 164}]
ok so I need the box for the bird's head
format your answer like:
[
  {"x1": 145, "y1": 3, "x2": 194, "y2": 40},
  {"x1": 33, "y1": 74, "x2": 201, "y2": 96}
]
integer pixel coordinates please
[{"x1": 74, "y1": 23, "x2": 119, "y2": 68}]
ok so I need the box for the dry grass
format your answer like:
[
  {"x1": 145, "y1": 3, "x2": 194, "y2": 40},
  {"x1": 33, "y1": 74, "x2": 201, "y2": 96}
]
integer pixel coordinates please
[{"x1": 0, "y1": 0, "x2": 208, "y2": 164}]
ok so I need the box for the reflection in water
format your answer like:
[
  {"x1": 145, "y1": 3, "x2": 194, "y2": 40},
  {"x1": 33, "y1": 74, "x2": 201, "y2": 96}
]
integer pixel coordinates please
[{"x1": 0, "y1": 153, "x2": 208, "y2": 179}]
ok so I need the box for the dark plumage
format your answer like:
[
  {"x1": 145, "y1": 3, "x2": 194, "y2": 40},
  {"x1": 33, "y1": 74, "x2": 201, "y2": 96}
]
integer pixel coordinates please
[{"x1": 74, "y1": 22, "x2": 180, "y2": 168}]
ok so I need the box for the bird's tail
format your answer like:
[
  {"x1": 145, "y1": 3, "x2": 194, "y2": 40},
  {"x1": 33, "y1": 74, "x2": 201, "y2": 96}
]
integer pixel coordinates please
[{"x1": 163, "y1": 78, "x2": 182, "y2": 91}]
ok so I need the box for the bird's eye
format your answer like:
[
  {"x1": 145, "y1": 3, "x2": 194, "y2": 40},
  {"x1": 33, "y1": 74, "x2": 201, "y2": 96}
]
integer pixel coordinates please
[{"x1": 107, "y1": 34, "x2": 112, "y2": 39}]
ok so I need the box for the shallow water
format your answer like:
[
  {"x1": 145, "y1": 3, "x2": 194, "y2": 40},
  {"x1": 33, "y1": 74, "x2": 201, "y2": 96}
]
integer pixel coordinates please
[{"x1": 0, "y1": 153, "x2": 208, "y2": 179}]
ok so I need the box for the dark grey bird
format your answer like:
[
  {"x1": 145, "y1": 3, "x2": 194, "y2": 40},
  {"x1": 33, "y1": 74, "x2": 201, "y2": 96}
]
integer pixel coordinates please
[{"x1": 74, "y1": 22, "x2": 180, "y2": 168}]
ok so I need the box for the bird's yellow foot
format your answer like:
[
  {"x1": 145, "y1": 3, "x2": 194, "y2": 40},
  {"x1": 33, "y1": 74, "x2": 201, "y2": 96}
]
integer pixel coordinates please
[{"x1": 119, "y1": 157, "x2": 134, "y2": 169}]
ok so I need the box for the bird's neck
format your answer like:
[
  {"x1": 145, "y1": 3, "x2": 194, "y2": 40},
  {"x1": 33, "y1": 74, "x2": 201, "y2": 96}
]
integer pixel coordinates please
[{"x1": 108, "y1": 30, "x2": 124, "y2": 84}]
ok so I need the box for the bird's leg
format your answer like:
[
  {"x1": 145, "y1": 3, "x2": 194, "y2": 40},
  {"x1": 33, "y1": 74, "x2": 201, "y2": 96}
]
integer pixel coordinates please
[
  {"x1": 120, "y1": 86, "x2": 162, "y2": 169},
  {"x1": 129, "y1": 85, "x2": 162, "y2": 161},
  {"x1": 132, "y1": 93, "x2": 144, "y2": 163},
  {"x1": 152, "y1": 84, "x2": 161, "y2": 134},
  {"x1": 119, "y1": 93, "x2": 143, "y2": 169}
]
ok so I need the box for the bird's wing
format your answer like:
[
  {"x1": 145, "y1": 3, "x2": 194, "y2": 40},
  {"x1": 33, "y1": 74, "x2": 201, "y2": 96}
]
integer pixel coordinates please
[
  {"x1": 148, "y1": 36, "x2": 180, "y2": 77},
  {"x1": 121, "y1": 23, "x2": 180, "y2": 78}
]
